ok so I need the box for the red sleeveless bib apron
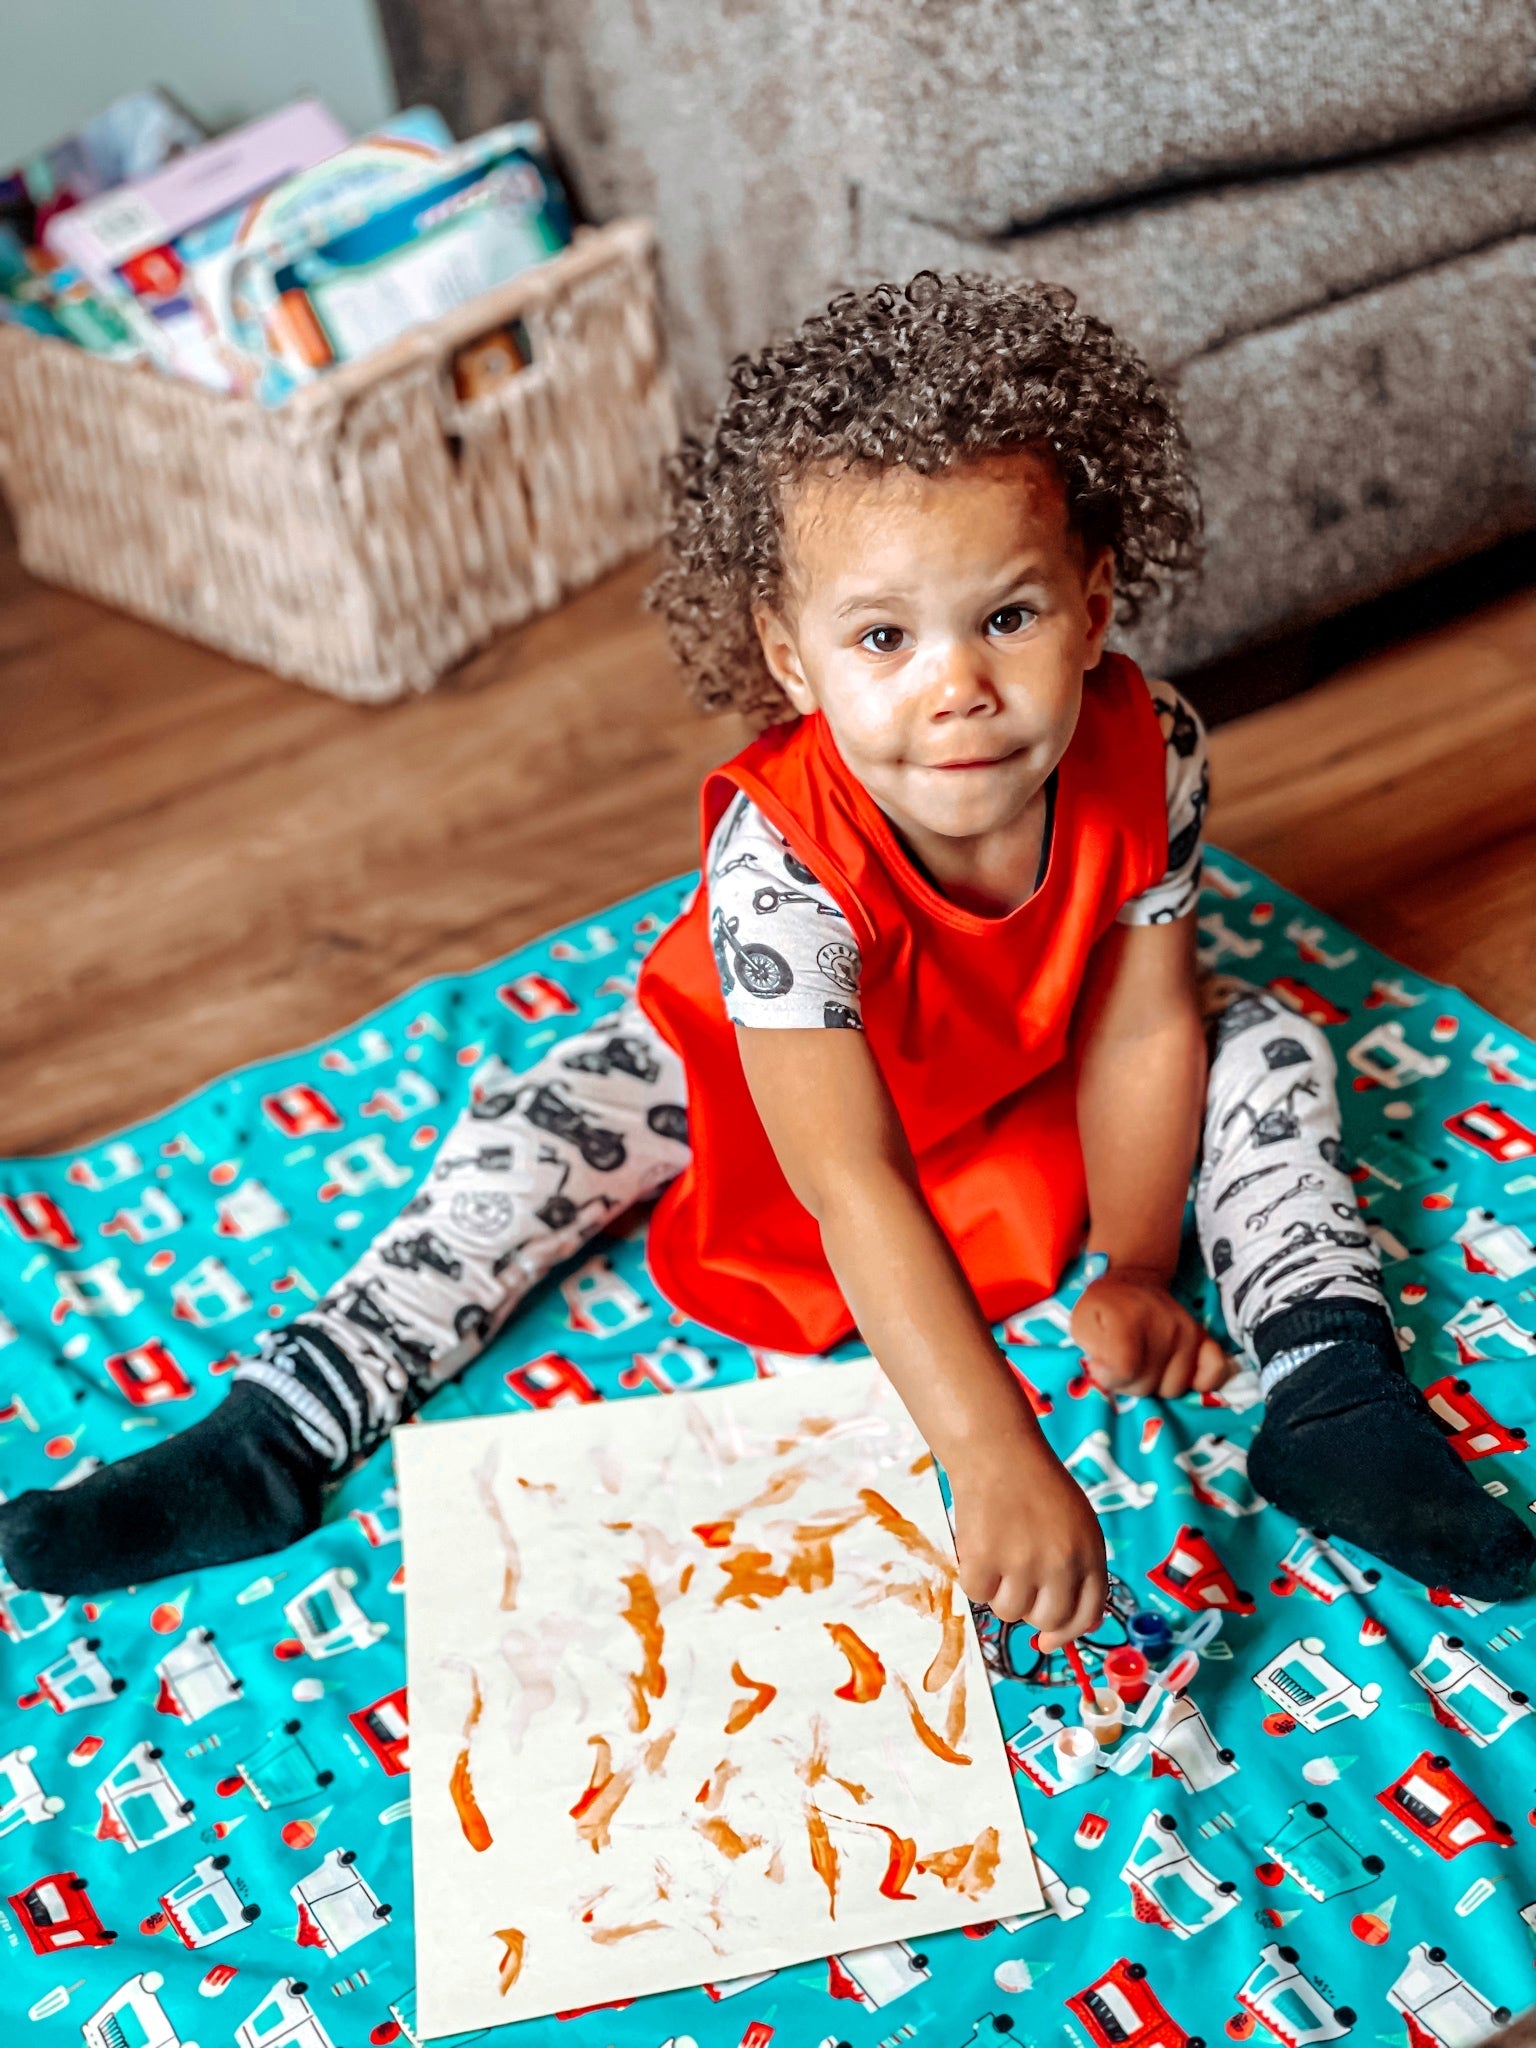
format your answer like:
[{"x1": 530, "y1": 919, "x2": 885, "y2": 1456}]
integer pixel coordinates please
[{"x1": 635, "y1": 652, "x2": 1168, "y2": 1353}]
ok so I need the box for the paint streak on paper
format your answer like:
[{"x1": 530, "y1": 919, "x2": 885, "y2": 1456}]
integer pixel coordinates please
[
  {"x1": 695, "y1": 1758, "x2": 740, "y2": 1809},
  {"x1": 449, "y1": 1670, "x2": 493, "y2": 1851},
  {"x1": 858, "y1": 1488, "x2": 957, "y2": 1583},
  {"x1": 590, "y1": 1918, "x2": 667, "y2": 1944},
  {"x1": 898, "y1": 1675, "x2": 972, "y2": 1764},
  {"x1": 868, "y1": 1822, "x2": 918, "y2": 1900},
  {"x1": 698, "y1": 1813, "x2": 764, "y2": 1860},
  {"x1": 715, "y1": 1545, "x2": 789, "y2": 1607},
  {"x1": 693, "y1": 1518, "x2": 735, "y2": 1548},
  {"x1": 795, "y1": 1713, "x2": 870, "y2": 1805},
  {"x1": 786, "y1": 1528, "x2": 836, "y2": 1595},
  {"x1": 924, "y1": 1597, "x2": 966, "y2": 1692},
  {"x1": 724, "y1": 1659, "x2": 777, "y2": 1734},
  {"x1": 643, "y1": 1727, "x2": 676, "y2": 1773},
  {"x1": 945, "y1": 1670, "x2": 968, "y2": 1752},
  {"x1": 495, "y1": 1927, "x2": 526, "y2": 1994},
  {"x1": 569, "y1": 1735, "x2": 633, "y2": 1852},
  {"x1": 476, "y1": 1454, "x2": 521, "y2": 1610},
  {"x1": 825, "y1": 1621, "x2": 886, "y2": 1703},
  {"x1": 917, "y1": 1825, "x2": 1001, "y2": 1898},
  {"x1": 806, "y1": 1805, "x2": 840, "y2": 1916}
]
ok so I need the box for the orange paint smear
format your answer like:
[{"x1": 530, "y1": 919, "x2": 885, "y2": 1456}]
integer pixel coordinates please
[
  {"x1": 626, "y1": 1672, "x2": 652, "y2": 1733},
  {"x1": 739, "y1": 1462, "x2": 811, "y2": 1512},
  {"x1": 714, "y1": 1546, "x2": 788, "y2": 1608},
  {"x1": 698, "y1": 1813, "x2": 764, "y2": 1860},
  {"x1": 475, "y1": 1462, "x2": 521, "y2": 1611},
  {"x1": 692, "y1": 1519, "x2": 735, "y2": 1548},
  {"x1": 643, "y1": 1728, "x2": 676, "y2": 1774},
  {"x1": 910, "y1": 1451, "x2": 935, "y2": 1474},
  {"x1": 825, "y1": 1621, "x2": 886, "y2": 1703},
  {"x1": 868, "y1": 1822, "x2": 918, "y2": 1900},
  {"x1": 765, "y1": 1845, "x2": 785, "y2": 1884},
  {"x1": 589, "y1": 1918, "x2": 667, "y2": 1945},
  {"x1": 945, "y1": 1671, "x2": 968, "y2": 1752},
  {"x1": 786, "y1": 1533, "x2": 835, "y2": 1596},
  {"x1": 695, "y1": 1757, "x2": 741, "y2": 1810},
  {"x1": 796, "y1": 1712, "x2": 870, "y2": 1805},
  {"x1": 724, "y1": 1659, "x2": 778, "y2": 1734},
  {"x1": 858, "y1": 1488, "x2": 957, "y2": 1583},
  {"x1": 679, "y1": 1563, "x2": 695, "y2": 1594},
  {"x1": 898, "y1": 1676, "x2": 972, "y2": 1764},
  {"x1": 924, "y1": 1601, "x2": 966, "y2": 1693},
  {"x1": 917, "y1": 1825, "x2": 1000, "y2": 1899},
  {"x1": 495, "y1": 1927, "x2": 526, "y2": 1994},
  {"x1": 450, "y1": 1745, "x2": 493, "y2": 1852},
  {"x1": 570, "y1": 1735, "x2": 634, "y2": 1851},
  {"x1": 621, "y1": 1572, "x2": 667, "y2": 1702},
  {"x1": 807, "y1": 1805, "x2": 840, "y2": 1917}
]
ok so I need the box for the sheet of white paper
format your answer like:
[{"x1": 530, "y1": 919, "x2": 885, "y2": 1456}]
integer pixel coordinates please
[{"x1": 396, "y1": 1357, "x2": 1044, "y2": 2034}]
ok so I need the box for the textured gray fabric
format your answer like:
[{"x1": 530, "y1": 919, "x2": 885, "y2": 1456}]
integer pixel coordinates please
[
  {"x1": 859, "y1": 123, "x2": 1536, "y2": 370},
  {"x1": 379, "y1": 0, "x2": 1536, "y2": 670},
  {"x1": 823, "y1": 0, "x2": 1536, "y2": 236},
  {"x1": 1121, "y1": 238, "x2": 1536, "y2": 674}
]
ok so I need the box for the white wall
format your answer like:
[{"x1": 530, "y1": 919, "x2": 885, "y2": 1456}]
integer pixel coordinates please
[{"x1": 2, "y1": 0, "x2": 398, "y2": 167}]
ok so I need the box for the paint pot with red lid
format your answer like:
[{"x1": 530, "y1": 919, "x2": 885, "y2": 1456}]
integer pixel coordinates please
[{"x1": 1102, "y1": 1646, "x2": 1149, "y2": 1706}]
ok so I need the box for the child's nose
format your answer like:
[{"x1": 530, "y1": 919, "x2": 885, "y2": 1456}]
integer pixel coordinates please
[{"x1": 929, "y1": 645, "x2": 1001, "y2": 716}]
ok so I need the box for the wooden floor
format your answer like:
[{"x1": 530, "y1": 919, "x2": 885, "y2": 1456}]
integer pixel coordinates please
[{"x1": 3, "y1": 533, "x2": 1534, "y2": 1158}]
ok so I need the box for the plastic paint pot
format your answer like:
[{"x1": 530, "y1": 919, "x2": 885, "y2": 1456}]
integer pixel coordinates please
[
  {"x1": 1177, "y1": 1609, "x2": 1224, "y2": 1655},
  {"x1": 1052, "y1": 1725, "x2": 1102, "y2": 1786},
  {"x1": 1127, "y1": 1610, "x2": 1174, "y2": 1662},
  {"x1": 1102, "y1": 1646, "x2": 1150, "y2": 1706},
  {"x1": 1157, "y1": 1648, "x2": 1201, "y2": 1696},
  {"x1": 1108, "y1": 1729, "x2": 1153, "y2": 1776},
  {"x1": 1079, "y1": 1687, "x2": 1124, "y2": 1746}
]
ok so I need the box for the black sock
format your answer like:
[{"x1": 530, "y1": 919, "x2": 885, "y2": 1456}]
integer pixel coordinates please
[
  {"x1": 1248, "y1": 1300, "x2": 1536, "y2": 1604},
  {"x1": 0, "y1": 1381, "x2": 329, "y2": 1596}
]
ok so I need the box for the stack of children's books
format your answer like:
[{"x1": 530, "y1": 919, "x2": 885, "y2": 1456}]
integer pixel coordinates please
[{"x1": 0, "y1": 86, "x2": 573, "y2": 406}]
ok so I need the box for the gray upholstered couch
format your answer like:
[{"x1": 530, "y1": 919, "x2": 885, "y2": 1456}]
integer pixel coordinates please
[{"x1": 380, "y1": 0, "x2": 1535, "y2": 673}]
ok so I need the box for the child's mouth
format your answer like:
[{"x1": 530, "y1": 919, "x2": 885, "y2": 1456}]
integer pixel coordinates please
[{"x1": 928, "y1": 746, "x2": 1022, "y2": 771}]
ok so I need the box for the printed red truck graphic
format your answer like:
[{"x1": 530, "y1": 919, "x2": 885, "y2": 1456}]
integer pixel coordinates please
[
  {"x1": 1067, "y1": 1958, "x2": 1203, "y2": 2048},
  {"x1": 7, "y1": 1870, "x2": 117, "y2": 1952},
  {"x1": 1421, "y1": 1376, "x2": 1527, "y2": 1460},
  {"x1": 103, "y1": 1339, "x2": 192, "y2": 1406},
  {"x1": 1443, "y1": 1103, "x2": 1536, "y2": 1165},
  {"x1": 349, "y1": 1688, "x2": 409, "y2": 1775},
  {"x1": 1378, "y1": 1751, "x2": 1514, "y2": 1856},
  {"x1": 1147, "y1": 1526, "x2": 1256, "y2": 1615}
]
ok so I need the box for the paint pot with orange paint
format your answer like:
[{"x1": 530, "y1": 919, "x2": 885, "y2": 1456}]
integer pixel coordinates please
[{"x1": 1079, "y1": 1687, "x2": 1124, "y2": 1747}]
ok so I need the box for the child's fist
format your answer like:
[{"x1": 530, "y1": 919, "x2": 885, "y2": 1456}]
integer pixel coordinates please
[{"x1": 1070, "y1": 1266, "x2": 1233, "y2": 1400}]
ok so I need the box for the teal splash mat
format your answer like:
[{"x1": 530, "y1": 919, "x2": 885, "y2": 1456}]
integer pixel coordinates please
[{"x1": 3, "y1": 853, "x2": 1536, "y2": 2047}]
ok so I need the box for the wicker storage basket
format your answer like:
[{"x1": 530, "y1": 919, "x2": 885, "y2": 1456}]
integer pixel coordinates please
[{"x1": 0, "y1": 217, "x2": 677, "y2": 703}]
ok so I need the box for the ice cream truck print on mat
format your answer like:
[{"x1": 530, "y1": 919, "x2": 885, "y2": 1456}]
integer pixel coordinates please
[
  {"x1": 290, "y1": 1846, "x2": 392, "y2": 1955},
  {"x1": 154, "y1": 1627, "x2": 242, "y2": 1722},
  {"x1": 1146, "y1": 1525, "x2": 1256, "y2": 1614},
  {"x1": 1236, "y1": 1944, "x2": 1355, "y2": 2048},
  {"x1": 0, "y1": 1745, "x2": 64, "y2": 1835},
  {"x1": 226, "y1": 1721, "x2": 335, "y2": 1809},
  {"x1": 1252, "y1": 1638, "x2": 1381, "y2": 1731},
  {"x1": 1120, "y1": 1811, "x2": 1240, "y2": 1936},
  {"x1": 1261, "y1": 1801, "x2": 1384, "y2": 1900},
  {"x1": 95, "y1": 1741, "x2": 195, "y2": 1851},
  {"x1": 1410, "y1": 1632, "x2": 1531, "y2": 1744},
  {"x1": 283, "y1": 1567, "x2": 388, "y2": 1659},
  {"x1": 1387, "y1": 1943, "x2": 1510, "y2": 2048},
  {"x1": 82, "y1": 1971, "x2": 197, "y2": 2048},
  {"x1": 1067, "y1": 1959, "x2": 1203, "y2": 2048},
  {"x1": 156, "y1": 1853, "x2": 260, "y2": 1947},
  {"x1": 0, "y1": 1564, "x2": 66, "y2": 1641},
  {"x1": 20, "y1": 1633, "x2": 126, "y2": 1712},
  {"x1": 349, "y1": 1686, "x2": 408, "y2": 1774},
  {"x1": 236, "y1": 1979, "x2": 333, "y2": 2048},
  {"x1": 1377, "y1": 1750, "x2": 1515, "y2": 1854},
  {"x1": 7, "y1": 1869, "x2": 117, "y2": 1951}
]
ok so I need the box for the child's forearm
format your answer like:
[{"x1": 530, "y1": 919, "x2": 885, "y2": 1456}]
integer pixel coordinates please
[
  {"x1": 806, "y1": 1163, "x2": 1044, "y2": 1470},
  {"x1": 1074, "y1": 920, "x2": 1206, "y2": 1278}
]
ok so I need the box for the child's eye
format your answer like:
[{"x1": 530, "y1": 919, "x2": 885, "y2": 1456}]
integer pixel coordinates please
[
  {"x1": 859, "y1": 625, "x2": 907, "y2": 655},
  {"x1": 986, "y1": 605, "x2": 1036, "y2": 637}
]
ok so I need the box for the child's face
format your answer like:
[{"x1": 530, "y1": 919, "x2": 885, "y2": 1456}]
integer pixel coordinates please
[{"x1": 754, "y1": 450, "x2": 1114, "y2": 847}]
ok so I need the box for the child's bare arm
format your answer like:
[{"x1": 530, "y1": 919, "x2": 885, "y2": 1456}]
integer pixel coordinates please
[
  {"x1": 1071, "y1": 916, "x2": 1231, "y2": 1396},
  {"x1": 736, "y1": 1024, "x2": 1106, "y2": 1647}
]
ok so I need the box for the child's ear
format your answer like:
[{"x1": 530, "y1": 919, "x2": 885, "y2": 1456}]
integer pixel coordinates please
[
  {"x1": 1081, "y1": 546, "x2": 1116, "y2": 669},
  {"x1": 753, "y1": 603, "x2": 817, "y2": 716}
]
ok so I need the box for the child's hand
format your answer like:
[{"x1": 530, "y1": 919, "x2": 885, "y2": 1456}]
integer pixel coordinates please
[
  {"x1": 1071, "y1": 1266, "x2": 1233, "y2": 1400},
  {"x1": 949, "y1": 1430, "x2": 1107, "y2": 1649}
]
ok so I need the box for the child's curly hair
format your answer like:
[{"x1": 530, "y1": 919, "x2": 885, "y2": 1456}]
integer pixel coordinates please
[{"x1": 647, "y1": 272, "x2": 1202, "y2": 727}]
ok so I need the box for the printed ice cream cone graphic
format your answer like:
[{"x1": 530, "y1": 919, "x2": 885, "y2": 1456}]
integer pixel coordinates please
[{"x1": 1351, "y1": 1895, "x2": 1395, "y2": 1944}]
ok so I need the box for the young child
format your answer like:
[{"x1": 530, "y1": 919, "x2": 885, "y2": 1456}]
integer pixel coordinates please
[{"x1": 4, "y1": 273, "x2": 1530, "y2": 1634}]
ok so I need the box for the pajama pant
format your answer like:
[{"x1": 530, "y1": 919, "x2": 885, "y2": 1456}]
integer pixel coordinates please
[{"x1": 235, "y1": 985, "x2": 1387, "y2": 1469}]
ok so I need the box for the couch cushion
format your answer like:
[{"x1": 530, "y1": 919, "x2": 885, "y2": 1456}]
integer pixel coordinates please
[
  {"x1": 826, "y1": 0, "x2": 1535, "y2": 234},
  {"x1": 1113, "y1": 237, "x2": 1536, "y2": 674},
  {"x1": 857, "y1": 121, "x2": 1536, "y2": 369}
]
